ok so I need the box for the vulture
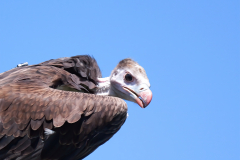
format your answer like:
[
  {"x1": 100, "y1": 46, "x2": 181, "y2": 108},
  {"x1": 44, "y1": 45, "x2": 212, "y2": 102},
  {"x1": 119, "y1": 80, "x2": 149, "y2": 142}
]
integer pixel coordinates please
[{"x1": 0, "y1": 55, "x2": 152, "y2": 160}]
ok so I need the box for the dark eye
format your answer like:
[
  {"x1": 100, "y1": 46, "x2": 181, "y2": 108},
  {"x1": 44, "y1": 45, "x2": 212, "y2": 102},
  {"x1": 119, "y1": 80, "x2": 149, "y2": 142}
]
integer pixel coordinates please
[{"x1": 125, "y1": 73, "x2": 133, "y2": 82}]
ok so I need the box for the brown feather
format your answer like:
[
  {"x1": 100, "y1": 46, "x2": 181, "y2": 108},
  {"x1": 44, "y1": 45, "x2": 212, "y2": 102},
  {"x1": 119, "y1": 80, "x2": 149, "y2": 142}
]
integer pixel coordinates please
[
  {"x1": 0, "y1": 55, "x2": 128, "y2": 160},
  {"x1": 30, "y1": 118, "x2": 44, "y2": 131}
]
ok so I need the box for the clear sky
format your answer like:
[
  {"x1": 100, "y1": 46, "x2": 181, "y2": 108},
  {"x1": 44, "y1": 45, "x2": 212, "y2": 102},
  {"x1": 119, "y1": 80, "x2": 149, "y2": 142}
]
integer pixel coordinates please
[{"x1": 0, "y1": 1, "x2": 239, "y2": 160}]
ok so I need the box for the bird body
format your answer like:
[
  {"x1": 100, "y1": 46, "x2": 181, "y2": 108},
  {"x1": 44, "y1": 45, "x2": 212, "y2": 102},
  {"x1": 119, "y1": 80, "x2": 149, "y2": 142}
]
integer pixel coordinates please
[{"x1": 0, "y1": 55, "x2": 152, "y2": 160}]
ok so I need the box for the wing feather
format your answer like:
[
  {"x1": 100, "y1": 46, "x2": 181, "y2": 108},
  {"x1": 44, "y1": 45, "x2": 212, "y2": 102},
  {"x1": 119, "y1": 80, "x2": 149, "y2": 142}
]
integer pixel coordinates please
[{"x1": 0, "y1": 64, "x2": 127, "y2": 159}]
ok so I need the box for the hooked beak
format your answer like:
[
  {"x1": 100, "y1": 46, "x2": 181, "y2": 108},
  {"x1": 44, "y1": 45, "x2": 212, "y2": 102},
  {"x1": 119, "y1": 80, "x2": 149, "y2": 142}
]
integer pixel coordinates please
[{"x1": 123, "y1": 86, "x2": 152, "y2": 108}]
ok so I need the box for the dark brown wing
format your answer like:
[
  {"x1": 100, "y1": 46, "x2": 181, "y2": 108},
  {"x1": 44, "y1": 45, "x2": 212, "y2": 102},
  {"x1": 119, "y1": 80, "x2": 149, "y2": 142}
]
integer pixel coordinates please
[
  {"x1": 39, "y1": 55, "x2": 102, "y2": 86},
  {"x1": 0, "y1": 65, "x2": 127, "y2": 159}
]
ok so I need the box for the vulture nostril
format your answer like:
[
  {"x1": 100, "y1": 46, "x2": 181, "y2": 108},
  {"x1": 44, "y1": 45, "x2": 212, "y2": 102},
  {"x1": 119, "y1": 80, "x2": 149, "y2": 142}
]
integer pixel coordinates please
[{"x1": 140, "y1": 88, "x2": 144, "y2": 90}]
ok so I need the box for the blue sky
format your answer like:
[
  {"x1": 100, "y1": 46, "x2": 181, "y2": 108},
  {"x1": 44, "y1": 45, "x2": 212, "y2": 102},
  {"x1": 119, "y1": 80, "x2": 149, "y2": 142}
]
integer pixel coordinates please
[{"x1": 0, "y1": 1, "x2": 239, "y2": 160}]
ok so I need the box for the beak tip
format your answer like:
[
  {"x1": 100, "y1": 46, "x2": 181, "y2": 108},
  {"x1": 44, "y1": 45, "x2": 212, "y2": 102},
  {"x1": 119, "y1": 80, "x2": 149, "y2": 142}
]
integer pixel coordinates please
[{"x1": 139, "y1": 89, "x2": 152, "y2": 108}]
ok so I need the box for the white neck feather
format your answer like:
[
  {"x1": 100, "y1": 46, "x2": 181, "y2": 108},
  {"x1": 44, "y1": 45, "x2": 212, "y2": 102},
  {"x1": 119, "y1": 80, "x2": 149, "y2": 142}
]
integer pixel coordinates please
[{"x1": 95, "y1": 77, "x2": 112, "y2": 96}]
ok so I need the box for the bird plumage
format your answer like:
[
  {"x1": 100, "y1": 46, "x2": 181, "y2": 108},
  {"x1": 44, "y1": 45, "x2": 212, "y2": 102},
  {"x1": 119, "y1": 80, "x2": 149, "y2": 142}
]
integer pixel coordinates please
[{"x1": 0, "y1": 55, "x2": 152, "y2": 160}]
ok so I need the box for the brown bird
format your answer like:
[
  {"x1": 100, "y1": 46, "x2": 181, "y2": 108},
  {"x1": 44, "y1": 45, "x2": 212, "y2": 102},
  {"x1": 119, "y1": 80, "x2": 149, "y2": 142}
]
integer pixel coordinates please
[{"x1": 0, "y1": 55, "x2": 152, "y2": 160}]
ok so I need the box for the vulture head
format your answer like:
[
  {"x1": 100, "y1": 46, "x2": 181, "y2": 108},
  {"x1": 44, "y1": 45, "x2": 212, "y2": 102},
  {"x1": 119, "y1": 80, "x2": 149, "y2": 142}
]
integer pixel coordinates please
[{"x1": 97, "y1": 58, "x2": 152, "y2": 108}]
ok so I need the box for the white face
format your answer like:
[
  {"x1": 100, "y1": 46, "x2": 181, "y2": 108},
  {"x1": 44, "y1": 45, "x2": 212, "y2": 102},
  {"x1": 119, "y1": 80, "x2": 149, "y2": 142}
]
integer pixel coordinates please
[{"x1": 110, "y1": 67, "x2": 152, "y2": 108}]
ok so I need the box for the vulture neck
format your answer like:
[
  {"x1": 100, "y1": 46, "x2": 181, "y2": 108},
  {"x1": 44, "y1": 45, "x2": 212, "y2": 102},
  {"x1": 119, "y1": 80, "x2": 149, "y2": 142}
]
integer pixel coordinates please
[{"x1": 96, "y1": 77, "x2": 115, "y2": 96}]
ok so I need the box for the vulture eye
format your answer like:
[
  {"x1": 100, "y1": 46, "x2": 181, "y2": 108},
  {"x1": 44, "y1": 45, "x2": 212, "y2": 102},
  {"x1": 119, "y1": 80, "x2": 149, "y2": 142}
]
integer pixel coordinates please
[{"x1": 125, "y1": 73, "x2": 133, "y2": 82}]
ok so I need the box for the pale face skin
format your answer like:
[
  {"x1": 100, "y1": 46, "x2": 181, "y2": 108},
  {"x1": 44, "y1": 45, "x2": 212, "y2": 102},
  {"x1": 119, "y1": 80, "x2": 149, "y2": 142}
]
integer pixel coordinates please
[{"x1": 109, "y1": 66, "x2": 152, "y2": 108}]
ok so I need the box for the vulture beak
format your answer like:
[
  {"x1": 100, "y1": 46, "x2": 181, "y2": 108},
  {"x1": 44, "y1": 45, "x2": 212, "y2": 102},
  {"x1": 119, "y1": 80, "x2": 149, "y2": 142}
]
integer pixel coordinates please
[{"x1": 123, "y1": 84, "x2": 152, "y2": 108}]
